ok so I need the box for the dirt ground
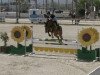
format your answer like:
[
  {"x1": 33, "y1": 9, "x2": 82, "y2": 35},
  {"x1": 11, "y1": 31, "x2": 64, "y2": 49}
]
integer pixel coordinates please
[{"x1": 0, "y1": 54, "x2": 100, "y2": 75}]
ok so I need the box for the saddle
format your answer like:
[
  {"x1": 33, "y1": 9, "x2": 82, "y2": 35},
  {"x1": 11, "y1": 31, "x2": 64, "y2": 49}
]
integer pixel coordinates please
[{"x1": 45, "y1": 20, "x2": 59, "y2": 32}]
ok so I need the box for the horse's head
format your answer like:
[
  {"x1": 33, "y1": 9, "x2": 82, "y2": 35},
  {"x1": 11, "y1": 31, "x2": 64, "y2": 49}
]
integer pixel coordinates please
[{"x1": 46, "y1": 19, "x2": 53, "y2": 24}]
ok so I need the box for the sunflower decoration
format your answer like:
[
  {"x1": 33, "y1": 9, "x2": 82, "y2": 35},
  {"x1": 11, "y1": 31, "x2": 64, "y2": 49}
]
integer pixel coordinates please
[
  {"x1": 11, "y1": 26, "x2": 24, "y2": 43},
  {"x1": 78, "y1": 27, "x2": 99, "y2": 47},
  {"x1": 90, "y1": 28, "x2": 99, "y2": 42},
  {"x1": 22, "y1": 26, "x2": 32, "y2": 39}
]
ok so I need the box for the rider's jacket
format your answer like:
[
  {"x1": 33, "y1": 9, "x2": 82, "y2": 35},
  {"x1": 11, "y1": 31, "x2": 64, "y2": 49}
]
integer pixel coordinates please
[{"x1": 51, "y1": 17, "x2": 57, "y2": 22}]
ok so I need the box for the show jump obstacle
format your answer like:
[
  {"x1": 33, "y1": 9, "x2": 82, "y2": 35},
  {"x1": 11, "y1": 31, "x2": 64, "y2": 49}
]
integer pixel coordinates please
[
  {"x1": 10, "y1": 25, "x2": 77, "y2": 55},
  {"x1": 1, "y1": 25, "x2": 100, "y2": 61},
  {"x1": 10, "y1": 26, "x2": 33, "y2": 55},
  {"x1": 77, "y1": 27, "x2": 100, "y2": 61}
]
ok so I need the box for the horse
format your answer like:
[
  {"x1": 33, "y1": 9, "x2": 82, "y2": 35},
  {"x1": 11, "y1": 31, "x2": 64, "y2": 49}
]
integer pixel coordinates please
[
  {"x1": 44, "y1": 20, "x2": 63, "y2": 44},
  {"x1": 69, "y1": 12, "x2": 80, "y2": 25},
  {"x1": 69, "y1": 9, "x2": 91, "y2": 25}
]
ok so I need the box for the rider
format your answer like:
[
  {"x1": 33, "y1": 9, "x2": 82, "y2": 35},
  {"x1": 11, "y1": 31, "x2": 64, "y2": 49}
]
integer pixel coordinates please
[
  {"x1": 44, "y1": 11, "x2": 57, "y2": 23},
  {"x1": 50, "y1": 14, "x2": 59, "y2": 26},
  {"x1": 44, "y1": 11, "x2": 51, "y2": 22},
  {"x1": 44, "y1": 11, "x2": 51, "y2": 33},
  {"x1": 44, "y1": 12, "x2": 59, "y2": 32},
  {"x1": 46, "y1": 11, "x2": 51, "y2": 20}
]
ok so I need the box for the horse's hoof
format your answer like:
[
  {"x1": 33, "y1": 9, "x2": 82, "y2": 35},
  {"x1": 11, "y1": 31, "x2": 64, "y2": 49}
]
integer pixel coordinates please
[{"x1": 49, "y1": 34, "x2": 51, "y2": 36}]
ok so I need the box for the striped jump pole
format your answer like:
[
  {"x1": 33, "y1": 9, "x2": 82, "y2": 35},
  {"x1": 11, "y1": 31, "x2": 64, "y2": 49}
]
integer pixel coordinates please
[{"x1": 34, "y1": 46, "x2": 77, "y2": 54}]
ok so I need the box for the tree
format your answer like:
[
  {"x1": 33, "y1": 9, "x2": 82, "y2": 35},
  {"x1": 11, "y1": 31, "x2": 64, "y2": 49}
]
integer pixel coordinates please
[
  {"x1": 93, "y1": 0, "x2": 100, "y2": 12},
  {"x1": 0, "y1": 32, "x2": 9, "y2": 48},
  {"x1": 16, "y1": 0, "x2": 30, "y2": 23},
  {"x1": 19, "y1": 0, "x2": 30, "y2": 13},
  {"x1": 75, "y1": 0, "x2": 100, "y2": 17}
]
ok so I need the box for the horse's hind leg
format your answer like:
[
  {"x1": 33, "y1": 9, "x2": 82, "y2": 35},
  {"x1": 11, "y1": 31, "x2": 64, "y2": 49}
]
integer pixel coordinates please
[
  {"x1": 59, "y1": 31, "x2": 63, "y2": 40},
  {"x1": 54, "y1": 32, "x2": 62, "y2": 44},
  {"x1": 56, "y1": 35, "x2": 61, "y2": 44},
  {"x1": 58, "y1": 36, "x2": 63, "y2": 44},
  {"x1": 72, "y1": 20, "x2": 73, "y2": 24},
  {"x1": 59, "y1": 27, "x2": 63, "y2": 44},
  {"x1": 59, "y1": 35, "x2": 63, "y2": 44}
]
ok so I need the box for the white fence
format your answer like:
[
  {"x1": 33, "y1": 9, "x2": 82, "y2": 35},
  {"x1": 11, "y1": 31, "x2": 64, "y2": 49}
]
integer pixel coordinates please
[
  {"x1": 5, "y1": 12, "x2": 28, "y2": 18},
  {"x1": 1, "y1": 12, "x2": 69, "y2": 18}
]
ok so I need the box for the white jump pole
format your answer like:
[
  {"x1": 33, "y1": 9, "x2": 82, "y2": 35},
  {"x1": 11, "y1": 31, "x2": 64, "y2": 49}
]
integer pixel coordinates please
[
  {"x1": 30, "y1": 25, "x2": 35, "y2": 54},
  {"x1": 24, "y1": 28, "x2": 27, "y2": 56}
]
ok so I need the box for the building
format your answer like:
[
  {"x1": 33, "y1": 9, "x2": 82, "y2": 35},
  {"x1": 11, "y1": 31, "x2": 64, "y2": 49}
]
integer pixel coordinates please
[{"x1": 29, "y1": 0, "x2": 37, "y2": 8}]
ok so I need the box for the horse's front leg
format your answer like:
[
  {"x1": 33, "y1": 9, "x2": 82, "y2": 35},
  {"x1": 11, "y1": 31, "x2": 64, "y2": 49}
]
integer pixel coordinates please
[
  {"x1": 57, "y1": 35, "x2": 62, "y2": 44},
  {"x1": 75, "y1": 20, "x2": 77, "y2": 25},
  {"x1": 51, "y1": 32, "x2": 54, "y2": 38},
  {"x1": 59, "y1": 34, "x2": 63, "y2": 44},
  {"x1": 48, "y1": 31, "x2": 51, "y2": 36},
  {"x1": 72, "y1": 19, "x2": 74, "y2": 24},
  {"x1": 77, "y1": 20, "x2": 80, "y2": 25}
]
